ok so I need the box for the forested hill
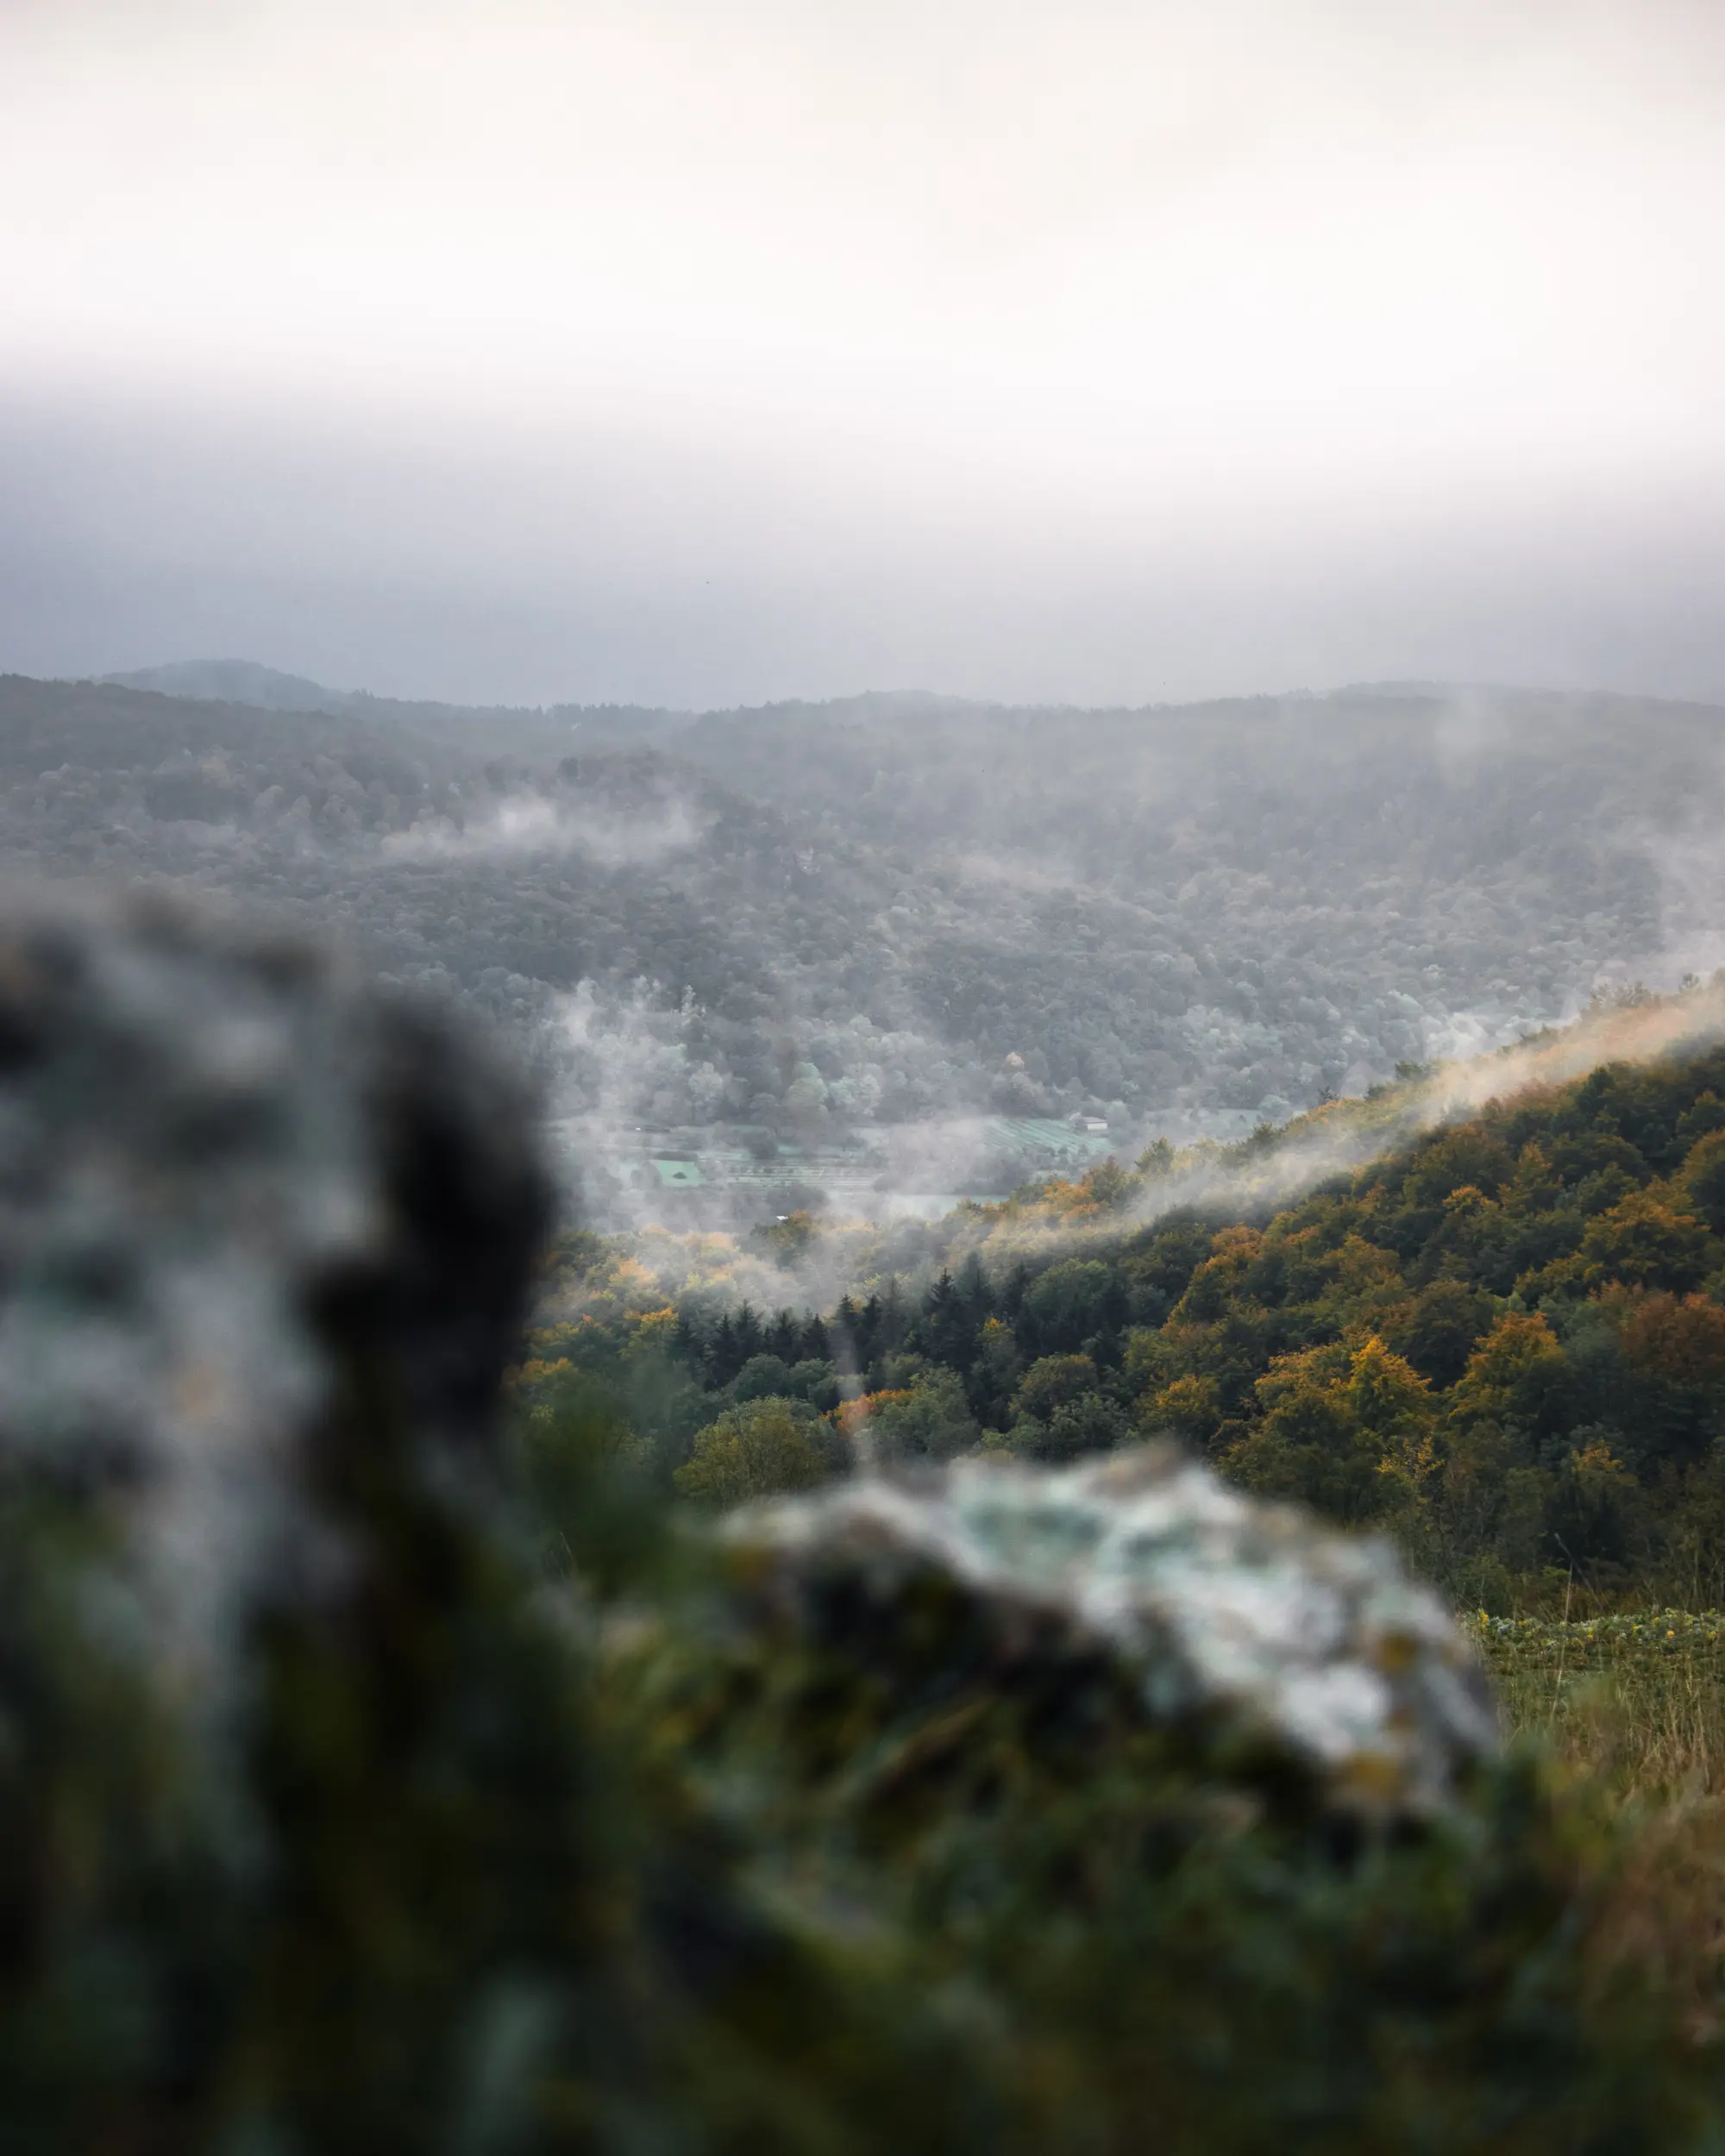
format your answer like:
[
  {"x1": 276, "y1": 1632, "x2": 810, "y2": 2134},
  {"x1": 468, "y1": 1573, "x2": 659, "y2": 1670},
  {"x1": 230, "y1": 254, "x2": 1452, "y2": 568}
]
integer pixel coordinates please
[
  {"x1": 101, "y1": 657, "x2": 690, "y2": 755},
  {"x1": 0, "y1": 669, "x2": 848, "y2": 1012},
  {"x1": 521, "y1": 1025, "x2": 1725, "y2": 1614},
  {"x1": 9, "y1": 669, "x2": 1725, "y2": 1157}
]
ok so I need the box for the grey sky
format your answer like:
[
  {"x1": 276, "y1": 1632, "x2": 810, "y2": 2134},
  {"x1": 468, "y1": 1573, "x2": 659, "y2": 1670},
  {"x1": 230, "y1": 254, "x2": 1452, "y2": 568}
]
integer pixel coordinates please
[{"x1": 3, "y1": 0, "x2": 1723, "y2": 707}]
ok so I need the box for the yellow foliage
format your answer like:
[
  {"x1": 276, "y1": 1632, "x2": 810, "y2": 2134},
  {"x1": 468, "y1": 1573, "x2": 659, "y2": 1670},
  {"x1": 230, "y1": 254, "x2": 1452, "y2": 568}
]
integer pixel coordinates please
[
  {"x1": 505, "y1": 1357, "x2": 573, "y2": 1393},
  {"x1": 674, "y1": 1399, "x2": 830, "y2": 1508},
  {"x1": 1578, "y1": 1187, "x2": 1709, "y2": 1293},
  {"x1": 622, "y1": 1307, "x2": 680, "y2": 1362},
  {"x1": 1447, "y1": 1312, "x2": 1566, "y2": 1432},
  {"x1": 1141, "y1": 1373, "x2": 1222, "y2": 1443},
  {"x1": 1613, "y1": 1288, "x2": 1725, "y2": 1386},
  {"x1": 1345, "y1": 1334, "x2": 1433, "y2": 1441},
  {"x1": 837, "y1": 1390, "x2": 914, "y2": 1442}
]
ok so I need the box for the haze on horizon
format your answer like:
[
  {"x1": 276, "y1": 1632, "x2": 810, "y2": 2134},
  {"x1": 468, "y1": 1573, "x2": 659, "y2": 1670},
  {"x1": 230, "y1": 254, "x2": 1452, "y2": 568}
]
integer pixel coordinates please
[{"x1": 3, "y1": 0, "x2": 1724, "y2": 711}]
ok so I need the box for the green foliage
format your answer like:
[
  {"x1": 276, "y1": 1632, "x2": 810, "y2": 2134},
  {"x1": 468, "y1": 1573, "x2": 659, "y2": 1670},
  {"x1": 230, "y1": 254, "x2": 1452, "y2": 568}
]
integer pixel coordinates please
[
  {"x1": 864, "y1": 1369, "x2": 978, "y2": 1466},
  {"x1": 750, "y1": 1210, "x2": 821, "y2": 1264},
  {"x1": 1019, "y1": 1258, "x2": 1125, "y2": 1355},
  {"x1": 674, "y1": 1398, "x2": 835, "y2": 1507},
  {"x1": 536, "y1": 1039, "x2": 1725, "y2": 1608},
  {"x1": 509, "y1": 1365, "x2": 666, "y2": 1594},
  {"x1": 1226, "y1": 1335, "x2": 1433, "y2": 1526},
  {"x1": 1384, "y1": 1276, "x2": 1497, "y2": 1386},
  {"x1": 1684, "y1": 1129, "x2": 1725, "y2": 1235},
  {"x1": 1014, "y1": 1351, "x2": 1101, "y2": 1419}
]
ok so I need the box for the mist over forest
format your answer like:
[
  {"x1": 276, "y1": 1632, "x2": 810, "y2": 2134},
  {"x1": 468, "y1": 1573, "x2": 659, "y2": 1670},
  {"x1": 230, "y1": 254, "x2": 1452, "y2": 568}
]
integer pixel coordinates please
[
  {"x1": 16, "y1": 2, "x2": 1725, "y2": 2139},
  {"x1": 9, "y1": 661, "x2": 1725, "y2": 1224}
]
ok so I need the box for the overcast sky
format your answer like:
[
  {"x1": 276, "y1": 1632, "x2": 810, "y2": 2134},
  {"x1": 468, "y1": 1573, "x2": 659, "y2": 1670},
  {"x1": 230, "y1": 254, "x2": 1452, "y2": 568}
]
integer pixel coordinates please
[{"x1": 3, "y1": 0, "x2": 1723, "y2": 708}]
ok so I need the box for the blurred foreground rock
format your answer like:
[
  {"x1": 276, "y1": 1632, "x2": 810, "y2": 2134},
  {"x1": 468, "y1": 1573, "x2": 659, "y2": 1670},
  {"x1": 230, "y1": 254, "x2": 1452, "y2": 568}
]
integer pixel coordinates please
[
  {"x1": 630, "y1": 1447, "x2": 1716, "y2": 2152},
  {"x1": 0, "y1": 891, "x2": 546, "y2": 1663},
  {"x1": 723, "y1": 1447, "x2": 1499, "y2": 1819},
  {"x1": 0, "y1": 895, "x2": 1718, "y2": 2153}
]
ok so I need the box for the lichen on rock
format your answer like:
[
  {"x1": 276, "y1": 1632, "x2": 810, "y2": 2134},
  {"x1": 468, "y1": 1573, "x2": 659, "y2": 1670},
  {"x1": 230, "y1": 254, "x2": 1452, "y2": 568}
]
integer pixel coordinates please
[{"x1": 724, "y1": 1444, "x2": 1499, "y2": 1818}]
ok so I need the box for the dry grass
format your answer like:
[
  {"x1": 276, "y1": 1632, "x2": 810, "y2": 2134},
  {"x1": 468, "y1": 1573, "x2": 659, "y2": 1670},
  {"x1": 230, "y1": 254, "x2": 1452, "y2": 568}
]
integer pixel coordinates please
[
  {"x1": 1478, "y1": 1614, "x2": 1725, "y2": 2040},
  {"x1": 1479, "y1": 1613, "x2": 1725, "y2": 1794}
]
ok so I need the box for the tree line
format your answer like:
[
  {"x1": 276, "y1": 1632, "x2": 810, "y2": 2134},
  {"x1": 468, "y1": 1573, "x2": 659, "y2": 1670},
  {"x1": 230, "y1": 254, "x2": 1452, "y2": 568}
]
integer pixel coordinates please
[{"x1": 517, "y1": 1039, "x2": 1725, "y2": 1608}]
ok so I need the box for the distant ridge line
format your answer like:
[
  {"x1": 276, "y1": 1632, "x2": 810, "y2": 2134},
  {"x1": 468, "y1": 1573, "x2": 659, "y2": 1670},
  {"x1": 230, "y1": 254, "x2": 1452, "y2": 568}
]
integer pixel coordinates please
[{"x1": 85, "y1": 659, "x2": 1725, "y2": 731}]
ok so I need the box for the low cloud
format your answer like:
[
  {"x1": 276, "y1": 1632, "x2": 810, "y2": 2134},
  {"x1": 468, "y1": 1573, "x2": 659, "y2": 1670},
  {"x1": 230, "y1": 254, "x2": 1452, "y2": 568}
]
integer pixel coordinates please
[
  {"x1": 380, "y1": 790, "x2": 706, "y2": 867},
  {"x1": 1107, "y1": 982, "x2": 1725, "y2": 1243}
]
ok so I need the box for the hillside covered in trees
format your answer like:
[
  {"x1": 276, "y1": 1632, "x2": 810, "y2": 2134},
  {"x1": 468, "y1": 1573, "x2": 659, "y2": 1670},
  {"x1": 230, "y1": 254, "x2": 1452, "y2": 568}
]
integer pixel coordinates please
[
  {"x1": 9, "y1": 667, "x2": 1725, "y2": 1175},
  {"x1": 4, "y1": 893, "x2": 1715, "y2": 2154},
  {"x1": 514, "y1": 1025, "x2": 1725, "y2": 1613}
]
